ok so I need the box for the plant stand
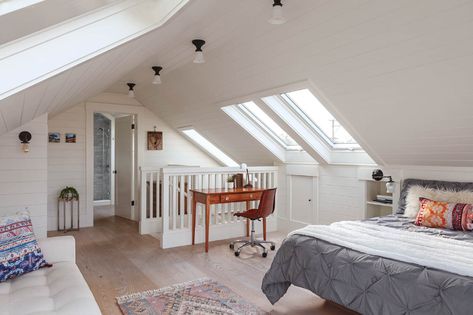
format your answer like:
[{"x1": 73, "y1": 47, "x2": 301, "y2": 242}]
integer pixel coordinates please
[{"x1": 57, "y1": 197, "x2": 80, "y2": 232}]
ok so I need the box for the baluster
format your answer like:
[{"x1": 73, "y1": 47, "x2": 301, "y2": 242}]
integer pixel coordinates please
[
  {"x1": 162, "y1": 172, "x2": 170, "y2": 242},
  {"x1": 187, "y1": 175, "x2": 192, "y2": 228},
  {"x1": 157, "y1": 171, "x2": 161, "y2": 218},
  {"x1": 179, "y1": 175, "x2": 185, "y2": 229},
  {"x1": 149, "y1": 172, "x2": 154, "y2": 219},
  {"x1": 172, "y1": 176, "x2": 177, "y2": 230}
]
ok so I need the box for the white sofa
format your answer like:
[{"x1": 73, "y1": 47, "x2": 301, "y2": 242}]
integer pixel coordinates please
[{"x1": 0, "y1": 236, "x2": 101, "y2": 315}]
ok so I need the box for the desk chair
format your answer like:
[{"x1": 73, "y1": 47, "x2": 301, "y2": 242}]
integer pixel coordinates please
[{"x1": 230, "y1": 188, "x2": 277, "y2": 257}]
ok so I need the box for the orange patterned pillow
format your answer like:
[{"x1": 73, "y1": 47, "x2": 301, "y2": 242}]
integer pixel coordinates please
[{"x1": 415, "y1": 197, "x2": 473, "y2": 231}]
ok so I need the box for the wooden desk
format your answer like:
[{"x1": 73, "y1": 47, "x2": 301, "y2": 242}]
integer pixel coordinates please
[{"x1": 190, "y1": 188, "x2": 266, "y2": 252}]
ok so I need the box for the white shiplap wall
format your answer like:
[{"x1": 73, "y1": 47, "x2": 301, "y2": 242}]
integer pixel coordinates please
[
  {"x1": 280, "y1": 163, "x2": 473, "y2": 233},
  {"x1": 47, "y1": 104, "x2": 87, "y2": 230},
  {"x1": 0, "y1": 114, "x2": 48, "y2": 238},
  {"x1": 47, "y1": 93, "x2": 218, "y2": 231}
]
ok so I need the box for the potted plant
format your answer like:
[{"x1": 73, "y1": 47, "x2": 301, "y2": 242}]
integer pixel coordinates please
[
  {"x1": 59, "y1": 186, "x2": 79, "y2": 201},
  {"x1": 227, "y1": 175, "x2": 235, "y2": 189}
]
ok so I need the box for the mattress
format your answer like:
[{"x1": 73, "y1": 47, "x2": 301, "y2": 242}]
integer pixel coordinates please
[{"x1": 261, "y1": 215, "x2": 473, "y2": 315}]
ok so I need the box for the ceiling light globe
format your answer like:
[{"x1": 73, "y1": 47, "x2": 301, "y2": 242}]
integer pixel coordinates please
[
  {"x1": 268, "y1": 5, "x2": 286, "y2": 25},
  {"x1": 128, "y1": 89, "x2": 135, "y2": 98},
  {"x1": 152, "y1": 74, "x2": 161, "y2": 84},
  {"x1": 193, "y1": 51, "x2": 205, "y2": 64}
]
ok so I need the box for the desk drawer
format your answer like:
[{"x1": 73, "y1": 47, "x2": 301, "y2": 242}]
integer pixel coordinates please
[{"x1": 220, "y1": 192, "x2": 262, "y2": 203}]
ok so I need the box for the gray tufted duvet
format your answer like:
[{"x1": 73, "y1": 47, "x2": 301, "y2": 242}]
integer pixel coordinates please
[{"x1": 262, "y1": 216, "x2": 473, "y2": 315}]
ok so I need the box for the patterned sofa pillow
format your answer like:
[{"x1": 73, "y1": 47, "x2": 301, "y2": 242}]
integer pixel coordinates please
[
  {"x1": 0, "y1": 213, "x2": 49, "y2": 282},
  {"x1": 415, "y1": 198, "x2": 473, "y2": 231}
]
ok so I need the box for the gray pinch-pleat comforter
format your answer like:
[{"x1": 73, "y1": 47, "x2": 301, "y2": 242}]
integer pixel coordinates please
[{"x1": 261, "y1": 216, "x2": 473, "y2": 315}]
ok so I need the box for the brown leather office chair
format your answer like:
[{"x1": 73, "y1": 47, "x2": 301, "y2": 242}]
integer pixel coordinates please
[{"x1": 230, "y1": 188, "x2": 277, "y2": 257}]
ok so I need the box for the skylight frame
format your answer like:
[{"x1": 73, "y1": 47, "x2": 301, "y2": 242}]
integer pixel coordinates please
[
  {"x1": 280, "y1": 90, "x2": 361, "y2": 151},
  {"x1": 237, "y1": 102, "x2": 301, "y2": 151},
  {"x1": 180, "y1": 128, "x2": 239, "y2": 167}
]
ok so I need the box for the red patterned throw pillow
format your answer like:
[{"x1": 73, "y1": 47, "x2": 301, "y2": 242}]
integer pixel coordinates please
[{"x1": 415, "y1": 197, "x2": 473, "y2": 231}]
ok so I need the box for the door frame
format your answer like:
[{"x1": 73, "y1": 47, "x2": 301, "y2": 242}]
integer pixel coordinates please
[{"x1": 85, "y1": 101, "x2": 145, "y2": 227}]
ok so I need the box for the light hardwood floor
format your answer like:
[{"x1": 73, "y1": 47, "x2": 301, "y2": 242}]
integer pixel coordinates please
[{"x1": 50, "y1": 211, "x2": 355, "y2": 315}]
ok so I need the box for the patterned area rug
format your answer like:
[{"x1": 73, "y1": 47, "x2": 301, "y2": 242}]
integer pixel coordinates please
[{"x1": 116, "y1": 278, "x2": 266, "y2": 315}]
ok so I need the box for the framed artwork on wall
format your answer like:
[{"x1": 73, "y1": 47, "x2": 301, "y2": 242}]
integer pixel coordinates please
[
  {"x1": 147, "y1": 131, "x2": 163, "y2": 150},
  {"x1": 49, "y1": 132, "x2": 60, "y2": 143},
  {"x1": 65, "y1": 133, "x2": 77, "y2": 143}
]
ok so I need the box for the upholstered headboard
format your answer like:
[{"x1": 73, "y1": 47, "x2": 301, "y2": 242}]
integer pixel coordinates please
[{"x1": 397, "y1": 178, "x2": 473, "y2": 214}]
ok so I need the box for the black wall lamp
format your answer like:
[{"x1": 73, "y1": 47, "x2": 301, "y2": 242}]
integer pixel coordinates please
[
  {"x1": 372, "y1": 169, "x2": 395, "y2": 193},
  {"x1": 192, "y1": 39, "x2": 206, "y2": 63},
  {"x1": 127, "y1": 82, "x2": 136, "y2": 98},
  {"x1": 268, "y1": 0, "x2": 286, "y2": 25},
  {"x1": 152, "y1": 66, "x2": 162, "y2": 84},
  {"x1": 19, "y1": 131, "x2": 32, "y2": 153}
]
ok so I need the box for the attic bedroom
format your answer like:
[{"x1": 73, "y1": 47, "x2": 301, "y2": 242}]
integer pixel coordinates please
[{"x1": 1, "y1": 1, "x2": 473, "y2": 314}]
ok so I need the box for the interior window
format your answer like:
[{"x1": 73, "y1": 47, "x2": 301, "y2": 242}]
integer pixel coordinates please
[{"x1": 181, "y1": 129, "x2": 239, "y2": 167}]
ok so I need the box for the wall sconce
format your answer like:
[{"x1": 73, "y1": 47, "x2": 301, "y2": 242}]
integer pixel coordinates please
[
  {"x1": 18, "y1": 131, "x2": 32, "y2": 153},
  {"x1": 127, "y1": 82, "x2": 136, "y2": 98},
  {"x1": 192, "y1": 39, "x2": 206, "y2": 63},
  {"x1": 372, "y1": 169, "x2": 395, "y2": 193},
  {"x1": 268, "y1": 0, "x2": 287, "y2": 25},
  {"x1": 152, "y1": 66, "x2": 162, "y2": 84}
]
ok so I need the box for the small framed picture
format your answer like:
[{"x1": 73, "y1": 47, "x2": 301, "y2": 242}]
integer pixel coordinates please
[
  {"x1": 48, "y1": 132, "x2": 60, "y2": 143},
  {"x1": 65, "y1": 133, "x2": 77, "y2": 143},
  {"x1": 147, "y1": 131, "x2": 163, "y2": 150}
]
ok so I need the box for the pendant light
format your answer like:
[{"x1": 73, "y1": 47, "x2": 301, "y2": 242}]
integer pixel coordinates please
[
  {"x1": 127, "y1": 83, "x2": 136, "y2": 98},
  {"x1": 192, "y1": 39, "x2": 206, "y2": 63},
  {"x1": 268, "y1": 0, "x2": 286, "y2": 25},
  {"x1": 152, "y1": 66, "x2": 162, "y2": 84}
]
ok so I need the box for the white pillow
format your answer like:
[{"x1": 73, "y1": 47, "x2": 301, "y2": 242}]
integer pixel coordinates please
[{"x1": 404, "y1": 185, "x2": 473, "y2": 218}]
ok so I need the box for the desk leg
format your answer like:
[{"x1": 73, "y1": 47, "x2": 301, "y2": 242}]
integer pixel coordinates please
[
  {"x1": 205, "y1": 201, "x2": 210, "y2": 253},
  {"x1": 245, "y1": 201, "x2": 250, "y2": 237},
  {"x1": 192, "y1": 195, "x2": 197, "y2": 245},
  {"x1": 263, "y1": 217, "x2": 267, "y2": 241}
]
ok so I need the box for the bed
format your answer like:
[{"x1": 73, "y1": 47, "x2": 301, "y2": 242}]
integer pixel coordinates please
[{"x1": 261, "y1": 179, "x2": 473, "y2": 315}]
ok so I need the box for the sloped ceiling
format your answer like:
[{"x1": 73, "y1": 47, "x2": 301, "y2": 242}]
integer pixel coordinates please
[
  {"x1": 107, "y1": 0, "x2": 473, "y2": 167},
  {"x1": 3, "y1": 0, "x2": 473, "y2": 167}
]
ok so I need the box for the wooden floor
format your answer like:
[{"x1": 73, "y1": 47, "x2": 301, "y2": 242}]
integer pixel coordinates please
[{"x1": 49, "y1": 209, "x2": 354, "y2": 315}]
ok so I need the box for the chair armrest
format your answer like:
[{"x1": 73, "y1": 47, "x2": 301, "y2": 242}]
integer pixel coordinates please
[{"x1": 38, "y1": 236, "x2": 76, "y2": 264}]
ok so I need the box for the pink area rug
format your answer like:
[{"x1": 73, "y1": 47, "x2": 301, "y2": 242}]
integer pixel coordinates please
[{"x1": 116, "y1": 278, "x2": 266, "y2": 315}]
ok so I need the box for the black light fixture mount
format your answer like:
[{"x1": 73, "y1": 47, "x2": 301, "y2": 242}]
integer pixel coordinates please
[
  {"x1": 192, "y1": 39, "x2": 206, "y2": 63},
  {"x1": 18, "y1": 131, "x2": 32, "y2": 153},
  {"x1": 127, "y1": 82, "x2": 136, "y2": 98},
  {"x1": 152, "y1": 66, "x2": 163, "y2": 84}
]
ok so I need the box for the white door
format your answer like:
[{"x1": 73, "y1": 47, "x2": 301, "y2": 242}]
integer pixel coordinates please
[
  {"x1": 115, "y1": 115, "x2": 135, "y2": 220},
  {"x1": 290, "y1": 175, "x2": 316, "y2": 224}
]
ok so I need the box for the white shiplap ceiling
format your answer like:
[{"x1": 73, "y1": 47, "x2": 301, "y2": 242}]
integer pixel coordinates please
[
  {"x1": 107, "y1": 0, "x2": 473, "y2": 167},
  {"x1": 3, "y1": 0, "x2": 473, "y2": 167}
]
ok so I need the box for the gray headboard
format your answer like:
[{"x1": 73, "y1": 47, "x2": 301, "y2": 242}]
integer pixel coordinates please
[{"x1": 397, "y1": 178, "x2": 473, "y2": 214}]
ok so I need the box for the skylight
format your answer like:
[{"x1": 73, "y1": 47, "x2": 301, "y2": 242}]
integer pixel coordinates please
[
  {"x1": 181, "y1": 129, "x2": 239, "y2": 167},
  {"x1": 0, "y1": 0, "x2": 43, "y2": 16},
  {"x1": 281, "y1": 89, "x2": 360, "y2": 149},
  {"x1": 238, "y1": 102, "x2": 301, "y2": 150}
]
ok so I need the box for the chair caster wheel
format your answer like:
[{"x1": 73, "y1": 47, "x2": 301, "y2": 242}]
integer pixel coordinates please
[
  {"x1": 229, "y1": 244, "x2": 234, "y2": 249},
  {"x1": 262, "y1": 252, "x2": 268, "y2": 258},
  {"x1": 270, "y1": 245, "x2": 275, "y2": 251},
  {"x1": 234, "y1": 251, "x2": 240, "y2": 257}
]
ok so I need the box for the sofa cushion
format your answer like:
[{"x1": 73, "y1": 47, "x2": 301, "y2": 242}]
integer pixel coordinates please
[
  {"x1": 0, "y1": 261, "x2": 101, "y2": 315},
  {"x1": 0, "y1": 213, "x2": 48, "y2": 283}
]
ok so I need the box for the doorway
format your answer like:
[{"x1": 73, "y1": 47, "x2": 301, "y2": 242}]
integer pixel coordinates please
[{"x1": 93, "y1": 112, "x2": 137, "y2": 223}]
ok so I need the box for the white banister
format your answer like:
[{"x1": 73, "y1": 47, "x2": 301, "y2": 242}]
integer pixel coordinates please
[{"x1": 140, "y1": 166, "x2": 279, "y2": 248}]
